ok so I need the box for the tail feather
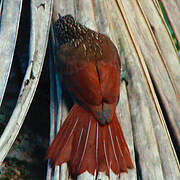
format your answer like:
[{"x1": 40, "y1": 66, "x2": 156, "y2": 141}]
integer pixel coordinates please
[
  {"x1": 98, "y1": 124, "x2": 109, "y2": 174},
  {"x1": 69, "y1": 114, "x2": 93, "y2": 174},
  {"x1": 55, "y1": 117, "x2": 78, "y2": 164},
  {"x1": 47, "y1": 105, "x2": 80, "y2": 165},
  {"x1": 111, "y1": 119, "x2": 128, "y2": 172},
  {"x1": 47, "y1": 104, "x2": 133, "y2": 177},
  {"x1": 114, "y1": 115, "x2": 134, "y2": 168},
  {"x1": 78, "y1": 119, "x2": 96, "y2": 174},
  {"x1": 108, "y1": 125, "x2": 122, "y2": 174}
]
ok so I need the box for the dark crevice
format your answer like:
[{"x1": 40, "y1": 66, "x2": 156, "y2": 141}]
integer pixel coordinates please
[
  {"x1": 0, "y1": 0, "x2": 4, "y2": 29},
  {"x1": 37, "y1": 3, "x2": 45, "y2": 9},
  {"x1": 62, "y1": 85, "x2": 74, "y2": 111},
  {"x1": 149, "y1": 22, "x2": 155, "y2": 34},
  {"x1": 150, "y1": 74, "x2": 179, "y2": 159},
  {"x1": 134, "y1": 145, "x2": 142, "y2": 180}
]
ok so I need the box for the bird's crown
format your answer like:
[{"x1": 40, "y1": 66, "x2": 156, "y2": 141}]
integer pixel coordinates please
[{"x1": 54, "y1": 14, "x2": 87, "y2": 46}]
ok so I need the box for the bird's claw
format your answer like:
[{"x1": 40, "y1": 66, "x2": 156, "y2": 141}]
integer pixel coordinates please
[{"x1": 121, "y1": 69, "x2": 128, "y2": 86}]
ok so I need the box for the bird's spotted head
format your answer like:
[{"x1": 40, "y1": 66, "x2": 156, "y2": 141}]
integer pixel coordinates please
[
  {"x1": 54, "y1": 14, "x2": 87, "y2": 46},
  {"x1": 55, "y1": 14, "x2": 76, "y2": 31}
]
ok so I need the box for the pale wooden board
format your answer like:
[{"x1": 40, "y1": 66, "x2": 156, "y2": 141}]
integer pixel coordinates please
[
  {"x1": 0, "y1": 0, "x2": 53, "y2": 162},
  {"x1": 159, "y1": 0, "x2": 180, "y2": 45},
  {"x1": 0, "y1": 0, "x2": 23, "y2": 106},
  {"x1": 104, "y1": 1, "x2": 163, "y2": 179},
  {"x1": 104, "y1": 0, "x2": 180, "y2": 179},
  {"x1": 137, "y1": 0, "x2": 180, "y2": 94},
  {"x1": 117, "y1": 0, "x2": 180, "y2": 147},
  {"x1": 175, "y1": 0, "x2": 180, "y2": 10},
  {"x1": 46, "y1": 0, "x2": 75, "y2": 179}
]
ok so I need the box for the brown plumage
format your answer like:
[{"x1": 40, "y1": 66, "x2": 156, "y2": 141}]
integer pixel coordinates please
[{"x1": 47, "y1": 14, "x2": 133, "y2": 178}]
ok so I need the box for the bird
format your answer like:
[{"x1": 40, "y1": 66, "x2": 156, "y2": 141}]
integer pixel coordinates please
[{"x1": 46, "y1": 14, "x2": 133, "y2": 178}]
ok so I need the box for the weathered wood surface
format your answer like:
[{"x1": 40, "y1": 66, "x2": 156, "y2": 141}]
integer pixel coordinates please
[
  {"x1": 47, "y1": 0, "x2": 179, "y2": 180},
  {"x1": 117, "y1": 0, "x2": 180, "y2": 148},
  {"x1": 0, "y1": 0, "x2": 53, "y2": 162},
  {"x1": 159, "y1": 0, "x2": 180, "y2": 44},
  {"x1": 104, "y1": 1, "x2": 179, "y2": 179},
  {"x1": 0, "y1": 0, "x2": 179, "y2": 179},
  {"x1": 0, "y1": 0, "x2": 23, "y2": 106}
]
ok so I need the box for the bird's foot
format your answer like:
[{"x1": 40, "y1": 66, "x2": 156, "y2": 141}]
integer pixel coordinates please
[{"x1": 121, "y1": 69, "x2": 128, "y2": 86}]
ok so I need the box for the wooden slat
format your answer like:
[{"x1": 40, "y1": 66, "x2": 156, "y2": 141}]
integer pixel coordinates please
[
  {"x1": 175, "y1": 0, "x2": 180, "y2": 10},
  {"x1": 152, "y1": 0, "x2": 179, "y2": 54},
  {"x1": 105, "y1": 0, "x2": 180, "y2": 179},
  {"x1": 46, "y1": 39, "x2": 58, "y2": 180},
  {"x1": 137, "y1": 0, "x2": 180, "y2": 93},
  {"x1": 116, "y1": 0, "x2": 180, "y2": 147},
  {"x1": 53, "y1": 0, "x2": 75, "y2": 21},
  {"x1": 0, "y1": 0, "x2": 53, "y2": 162},
  {"x1": 105, "y1": 1, "x2": 164, "y2": 179},
  {"x1": 46, "y1": 1, "x2": 75, "y2": 179},
  {"x1": 0, "y1": 0, "x2": 23, "y2": 106},
  {"x1": 74, "y1": 0, "x2": 97, "y2": 31},
  {"x1": 46, "y1": 29, "x2": 70, "y2": 180},
  {"x1": 117, "y1": 83, "x2": 137, "y2": 180},
  {"x1": 159, "y1": 0, "x2": 180, "y2": 45}
]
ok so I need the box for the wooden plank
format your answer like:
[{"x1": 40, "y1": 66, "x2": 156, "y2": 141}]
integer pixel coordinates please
[
  {"x1": 46, "y1": 0, "x2": 75, "y2": 179},
  {"x1": 104, "y1": 1, "x2": 164, "y2": 179},
  {"x1": 46, "y1": 31, "x2": 70, "y2": 180},
  {"x1": 175, "y1": 0, "x2": 180, "y2": 10},
  {"x1": 105, "y1": 0, "x2": 180, "y2": 179},
  {"x1": 0, "y1": 0, "x2": 53, "y2": 162},
  {"x1": 117, "y1": 83, "x2": 137, "y2": 180},
  {"x1": 137, "y1": 0, "x2": 180, "y2": 94},
  {"x1": 53, "y1": 0, "x2": 75, "y2": 21},
  {"x1": 117, "y1": 0, "x2": 180, "y2": 147},
  {"x1": 46, "y1": 43, "x2": 57, "y2": 180},
  {"x1": 159, "y1": 0, "x2": 180, "y2": 45},
  {"x1": 152, "y1": 0, "x2": 179, "y2": 54},
  {"x1": 74, "y1": 0, "x2": 96, "y2": 31},
  {"x1": 0, "y1": 0, "x2": 23, "y2": 106}
]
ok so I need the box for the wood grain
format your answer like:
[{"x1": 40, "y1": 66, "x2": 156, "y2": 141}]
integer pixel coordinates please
[
  {"x1": 159, "y1": 0, "x2": 180, "y2": 45},
  {"x1": 0, "y1": 0, "x2": 23, "y2": 106},
  {"x1": 48, "y1": 0, "x2": 180, "y2": 179},
  {"x1": 0, "y1": 0, "x2": 53, "y2": 162},
  {"x1": 117, "y1": 0, "x2": 180, "y2": 147}
]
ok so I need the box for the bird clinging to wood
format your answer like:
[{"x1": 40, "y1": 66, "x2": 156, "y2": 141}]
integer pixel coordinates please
[{"x1": 46, "y1": 14, "x2": 133, "y2": 178}]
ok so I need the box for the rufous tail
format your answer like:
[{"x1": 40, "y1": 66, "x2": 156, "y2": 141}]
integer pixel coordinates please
[{"x1": 46, "y1": 104, "x2": 133, "y2": 177}]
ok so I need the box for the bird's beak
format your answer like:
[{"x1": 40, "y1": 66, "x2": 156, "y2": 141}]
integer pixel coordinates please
[{"x1": 58, "y1": 13, "x2": 62, "y2": 19}]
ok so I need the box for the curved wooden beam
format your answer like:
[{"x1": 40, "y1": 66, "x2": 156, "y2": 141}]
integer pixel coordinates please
[
  {"x1": 0, "y1": 0, "x2": 23, "y2": 106},
  {"x1": 0, "y1": 0, "x2": 53, "y2": 162}
]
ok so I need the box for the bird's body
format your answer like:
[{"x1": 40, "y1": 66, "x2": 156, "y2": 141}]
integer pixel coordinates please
[{"x1": 47, "y1": 15, "x2": 133, "y2": 178}]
